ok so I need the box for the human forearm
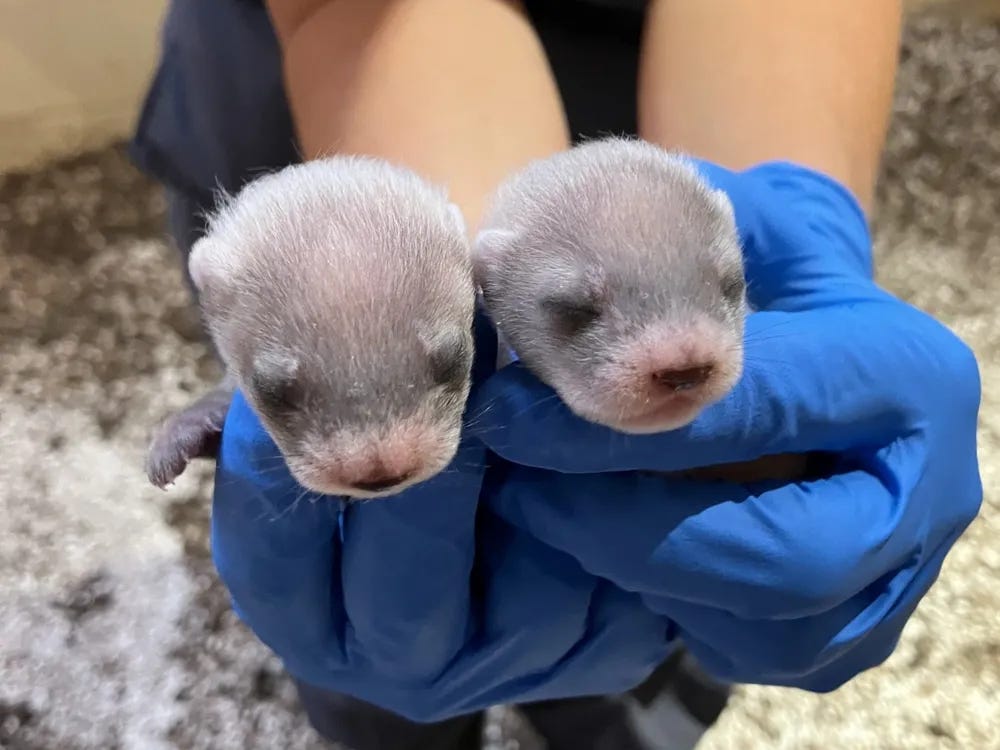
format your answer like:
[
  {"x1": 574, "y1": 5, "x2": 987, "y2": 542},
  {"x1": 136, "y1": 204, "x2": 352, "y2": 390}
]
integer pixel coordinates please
[
  {"x1": 265, "y1": 0, "x2": 569, "y2": 229},
  {"x1": 638, "y1": 0, "x2": 903, "y2": 213}
]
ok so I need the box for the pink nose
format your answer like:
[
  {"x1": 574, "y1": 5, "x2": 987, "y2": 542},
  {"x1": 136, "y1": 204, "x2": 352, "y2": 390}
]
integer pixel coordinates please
[
  {"x1": 652, "y1": 364, "x2": 714, "y2": 392},
  {"x1": 350, "y1": 468, "x2": 416, "y2": 493}
]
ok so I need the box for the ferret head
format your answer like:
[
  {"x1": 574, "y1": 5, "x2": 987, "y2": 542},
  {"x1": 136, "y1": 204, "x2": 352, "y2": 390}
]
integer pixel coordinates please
[
  {"x1": 474, "y1": 138, "x2": 746, "y2": 434},
  {"x1": 189, "y1": 157, "x2": 476, "y2": 498}
]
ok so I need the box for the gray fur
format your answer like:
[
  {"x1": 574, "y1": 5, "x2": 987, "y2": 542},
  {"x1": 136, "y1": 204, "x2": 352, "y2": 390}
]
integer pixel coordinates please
[
  {"x1": 145, "y1": 372, "x2": 236, "y2": 489},
  {"x1": 146, "y1": 156, "x2": 476, "y2": 497},
  {"x1": 473, "y1": 136, "x2": 747, "y2": 433}
]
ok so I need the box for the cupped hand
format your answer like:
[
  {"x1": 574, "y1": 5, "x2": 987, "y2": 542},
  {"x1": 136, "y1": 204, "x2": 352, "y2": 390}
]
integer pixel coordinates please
[
  {"x1": 208, "y1": 315, "x2": 671, "y2": 722},
  {"x1": 471, "y1": 160, "x2": 983, "y2": 688}
]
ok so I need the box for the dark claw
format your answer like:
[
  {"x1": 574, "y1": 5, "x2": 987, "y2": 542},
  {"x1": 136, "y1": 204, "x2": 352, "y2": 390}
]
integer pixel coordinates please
[{"x1": 145, "y1": 377, "x2": 235, "y2": 488}]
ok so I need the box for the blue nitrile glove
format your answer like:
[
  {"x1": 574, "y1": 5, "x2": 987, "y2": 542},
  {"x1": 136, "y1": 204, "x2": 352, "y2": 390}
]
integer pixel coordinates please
[
  {"x1": 470, "y1": 159, "x2": 984, "y2": 690},
  {"x1": 208, "y1": 313, "x2": 672, "y2": 723}
]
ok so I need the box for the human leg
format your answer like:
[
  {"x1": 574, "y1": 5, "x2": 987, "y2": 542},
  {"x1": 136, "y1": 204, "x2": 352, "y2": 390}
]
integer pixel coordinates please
[
  {"x1": 295, "y1": 679, "x2": 485, "y2": 750},
  {"x1": 636, "y1": 0, "x2": 901, "y2": 212},
  {"x1": 269, "y1": 0, "x2": 572, "y2": 228},
  {"x1": 517, "y1": 646, "x2": 731, "y2": 750}
]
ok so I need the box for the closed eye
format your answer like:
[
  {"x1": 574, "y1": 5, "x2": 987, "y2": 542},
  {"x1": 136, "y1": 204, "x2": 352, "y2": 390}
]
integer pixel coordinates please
[
  {"x1": 720, "y1": 272, "x2": 746, "y2": 304},
  {"x1": 431, "y1": 353, "x2": 467, "y2": 389},
  {"x1": 428, "y1": 333, "x2": 470, "y2": 389},
  {"x1": 251, "y1": 371, "x2": 302, "y2": 412},
  {"x1": 541, "y1": 296, "x2": 603, "y2": 337}
]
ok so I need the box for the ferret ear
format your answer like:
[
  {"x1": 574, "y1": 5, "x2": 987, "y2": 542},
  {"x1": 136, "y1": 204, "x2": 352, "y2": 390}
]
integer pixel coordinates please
[
  {"x1": 710, "y1": 188, "x2": 737, "y2": 228},
  {"x1": 188, "y1": 236, "x2": 223, "y2": 295},
  {"x1": 447, "y1": 203, "x2": 467, "y2": 238},
  {"x1": 252, "y1": 349, "x2": 300, "y2": 381},
  {"x1": 471, "y1": 228, "x2": 518, "y2": 284}
]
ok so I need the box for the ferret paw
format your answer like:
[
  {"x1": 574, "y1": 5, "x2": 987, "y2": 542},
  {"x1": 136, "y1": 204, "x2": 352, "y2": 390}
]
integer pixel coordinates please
[{"x1": 144, "y1": 405, "x2": 226, "y2": 489}]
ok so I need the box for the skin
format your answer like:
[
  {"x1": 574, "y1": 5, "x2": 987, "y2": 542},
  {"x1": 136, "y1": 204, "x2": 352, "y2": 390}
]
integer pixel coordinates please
[
  {"x1": 267, "y1": 0, "x2": 572, "y2": 229},
  {"x1": 146, "y1": 157, "x2": 476, "y2": 498},
  {"x1": 638, "y1": 0, "x2": 902, "y2": 215},
  {"x1": 270, "y1": 0, "x2": 900, "y2": 219}
]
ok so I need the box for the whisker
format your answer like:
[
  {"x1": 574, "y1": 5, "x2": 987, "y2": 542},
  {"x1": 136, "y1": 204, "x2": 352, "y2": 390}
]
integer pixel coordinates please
[
  {"x1": 510, "y1": 392, "x2": 564, "y2": 419},
  {"x1": 741, "y1": 357, "x2": 798, "y2": 368},
  {"x1": 268, "y1": 488, "x2": 311, "y2": 523},
  {"x1": 740, "y1": 335, "x2": 803, "y2": 348},
  {"x1": 463, "y1": 400, "x2": 498, "y2": 425}
]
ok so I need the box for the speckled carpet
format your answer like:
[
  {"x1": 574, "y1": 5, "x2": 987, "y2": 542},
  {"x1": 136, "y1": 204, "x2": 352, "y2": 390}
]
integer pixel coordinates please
[{"x1": 1, "y1": 9, "x2": 998, "y2": 750}]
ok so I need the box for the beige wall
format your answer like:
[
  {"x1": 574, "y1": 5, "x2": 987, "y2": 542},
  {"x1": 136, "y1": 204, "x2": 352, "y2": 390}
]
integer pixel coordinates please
[{"x1": 0, "y1": 0, "x2": 166, "y2": 173}]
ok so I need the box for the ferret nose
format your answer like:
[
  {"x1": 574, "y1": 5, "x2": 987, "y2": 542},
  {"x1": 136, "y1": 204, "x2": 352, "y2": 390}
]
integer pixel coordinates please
[
  {"x1": 351, "y1": 469, "x2": 416, "y2": 493},
  {"x1": 652, "y1": 364, "x2": 714, "y2": 392}
]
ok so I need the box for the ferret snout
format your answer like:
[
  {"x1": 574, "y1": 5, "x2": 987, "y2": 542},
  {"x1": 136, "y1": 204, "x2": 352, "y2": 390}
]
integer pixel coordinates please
[
  {"x1": 626, "y1": 348, "x2": 724, "y2": 418},
  {"x1": 576, "y1": 318, "x2": 742, "y2": 434},
  {"x1": 313, "y1": 439, "x2": 431, "y2": 498},
  {"x1": 651, "y1": 364, "x2": 715, "y2": 392},
  {"x1": 334, "y1": 451, "x2": 423, "y2": 495},
  {"x1": 626, "y1": 319, "x2": 735, "y2": 398},
  {"x1": 351, "y1": 469, "x2": 417, "y2": 493},
  {"x1": 288, "y1": 415, "x2": 460, "y2": 499}
]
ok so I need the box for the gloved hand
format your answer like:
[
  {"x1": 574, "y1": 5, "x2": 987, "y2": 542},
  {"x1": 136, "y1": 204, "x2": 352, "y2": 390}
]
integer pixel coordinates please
[
  {"x1": 470, "y1": 159, "x2": 984, "y2": 689},
  {"x1": 208, "y1": 313, "x2": 672, "y2": 723}
]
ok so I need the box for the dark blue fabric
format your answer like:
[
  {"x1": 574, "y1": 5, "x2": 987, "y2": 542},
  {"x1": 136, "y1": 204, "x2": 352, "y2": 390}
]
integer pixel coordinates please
[{"x1": 130, "y1": 0, "x2": 299, "y2": 205}]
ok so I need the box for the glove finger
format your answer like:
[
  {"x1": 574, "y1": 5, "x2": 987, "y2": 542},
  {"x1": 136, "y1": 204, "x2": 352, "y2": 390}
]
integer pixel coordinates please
[
  {"x1": 338, "y1": 434, "x2": 483, "y2": 680},
  {"x1": 447, "y1": 509, "x2": 599, "y2": 689},
  {"x1": 471, "y1": 300, "x2": 912, "y2": 474},
  {"x1": 462, "y1": 581, "x2": 672, "y2": 712},
  {"x1": 338, "y1": 310, "x2": 499, "y2": 680},
  {"x1": 293, "y1": 512, "x2": 671, "y2": 723},
  {"x1": 652, "y1": 528, "x2": 956, "y2": 689},
  {"x1": 353, "y1": 510, "x2": 611, "y2": 715},
  {"x1": 211, "y1": 389, "x2": 346, "y2": 672},
  {"x1": 489, "y1": 447, "x2": 930, "y2": 620}
]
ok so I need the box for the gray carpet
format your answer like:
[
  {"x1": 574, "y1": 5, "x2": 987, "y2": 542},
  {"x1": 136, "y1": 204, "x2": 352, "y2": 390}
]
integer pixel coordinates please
[{"x1": 1, "y1": 9, "x2": 998, "y2": 750}]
